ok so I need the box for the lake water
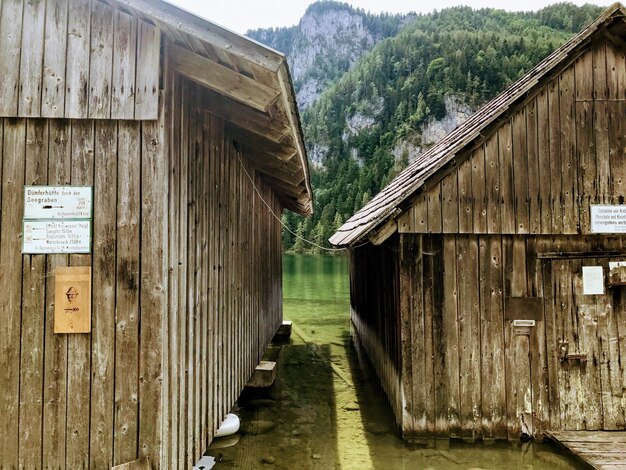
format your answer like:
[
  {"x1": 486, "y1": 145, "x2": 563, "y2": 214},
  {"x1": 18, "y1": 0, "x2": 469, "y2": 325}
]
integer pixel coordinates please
[{"x1": 208, "y1": 254, "x2": 582, "y2": 469}]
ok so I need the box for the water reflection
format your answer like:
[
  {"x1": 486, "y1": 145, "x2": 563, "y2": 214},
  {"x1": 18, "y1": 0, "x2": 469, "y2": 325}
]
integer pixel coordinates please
[{"x1": 208, "y1": 254, "x2": 582, "y2": 469}]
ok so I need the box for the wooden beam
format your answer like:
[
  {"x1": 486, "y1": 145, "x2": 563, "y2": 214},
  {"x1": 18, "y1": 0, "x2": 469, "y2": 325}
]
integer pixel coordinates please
[
  {"x1": 260, "y1": 174, "x2": 306, "y2": 198},
  {"x1": 202, "y1": 94, "x2": 290, "y2": 144},
  {"x1": 248, "y1": 160, "x2": 304, "y2": 188},
  {"x1": 171, "y1": 44, "x2": 280, "y2": 112},
  {"x1": 110, "y1": 0, "x2": 284, "y2": 71},
  {"x1": 241, "y1": 145, "x2": 304, "y2": 183},
  {"x1": 601, "y1": 26, "x2": 626, "y2": 50},
  {"x1": 112, "y1": 457, "x2": 151, "y2": 470},
  {"x1": 226, "y1": 124, "x2": 297, "y2": 162},
  {"x1": 271, "y1": 187, "x2": 311, "y2": 215},
  {"x1": 246, "y1": 361, "x2": 277, "y2": 388},
  {"x1": 277, "y1": 64, "x2": 313, "y2": 215},
  {"x1": 368, "y1": 218, "x2": 398, "y2": 246}
]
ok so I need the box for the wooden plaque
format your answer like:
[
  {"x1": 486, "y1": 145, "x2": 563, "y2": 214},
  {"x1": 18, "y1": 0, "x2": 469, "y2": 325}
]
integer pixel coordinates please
[{"x1": 54, "y1": 266, "x2": 92, "y2": 333}]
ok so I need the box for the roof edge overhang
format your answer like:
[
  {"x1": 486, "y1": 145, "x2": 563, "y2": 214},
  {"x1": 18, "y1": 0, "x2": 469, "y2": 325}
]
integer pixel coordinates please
[{"x1": 115, "y1": 0, "x2": 313, "y2": 216}]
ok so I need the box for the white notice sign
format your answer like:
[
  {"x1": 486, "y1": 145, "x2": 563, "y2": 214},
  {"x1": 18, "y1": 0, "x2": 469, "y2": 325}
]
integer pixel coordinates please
[
  {"x1": 24, "y1": 186, "x2": 92, "y2": 220},
  {"x1": 23, "y1": 220, "x2": 91, "y2": 254},
  {"x1": 591, "y1": 205, "x2": 626, "y2": 233},
  {"x1": 582, "y1": 266, "x2": 604, "y2": 295}
]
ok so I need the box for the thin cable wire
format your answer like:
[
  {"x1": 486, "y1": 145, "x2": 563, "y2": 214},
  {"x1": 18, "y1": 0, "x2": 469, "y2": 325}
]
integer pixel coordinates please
[{"x1": 236, "y1": 150, "x2": 369, "y2": 253}]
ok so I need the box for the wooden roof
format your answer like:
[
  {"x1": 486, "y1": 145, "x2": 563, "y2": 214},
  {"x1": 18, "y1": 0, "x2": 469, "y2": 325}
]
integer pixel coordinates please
[
  {"x1": 330, "y1": 3, "x2": 626, "y2": 246},
  {"x1": 107, "y1": 0, "x2": 313, "y2": 215}
]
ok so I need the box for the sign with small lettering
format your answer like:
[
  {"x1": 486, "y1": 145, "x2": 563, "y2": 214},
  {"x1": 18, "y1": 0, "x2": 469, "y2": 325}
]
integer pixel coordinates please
[
  {"x1": 22, "y1": 185, "x2": 92, "y2": 254},
  {"x1": 23, "y1": 220, "x2": 91, "y2": 254},
  {"x1": 54, "y1": 266, "x2": 91, "y2": 334},
  {"x1": 591, "y1": 205, "x2": 626, "y2": 233},
  {"x1": 24, "y1": 186, "x2": 92, "y2": 219}
]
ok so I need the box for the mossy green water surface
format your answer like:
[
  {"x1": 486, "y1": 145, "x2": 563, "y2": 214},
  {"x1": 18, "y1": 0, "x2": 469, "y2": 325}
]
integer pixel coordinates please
[{"x1": 209, "y1": 254, "x2": 581, "y2": 469}]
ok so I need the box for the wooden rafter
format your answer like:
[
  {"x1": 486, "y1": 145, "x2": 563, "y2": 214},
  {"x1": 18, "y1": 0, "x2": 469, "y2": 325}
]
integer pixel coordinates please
[
  {"x1": 227, "y1": 124, "x2": 298, "y2": 162},
  {"x1": 261, "y1": 173, "x2": 306, "y2": 197},
  {"x1": 201, "y1": 93, "x2": 289, "y2": 144},
  {"x1": 240, "y1": 145, "x2": 305, "y2": 186},
  {"x1": 111, "y1": 0, "x2": 285, "y2": 71},
  {"x1": 171, "y1": 44, "x2": 280, "y2": 112}
]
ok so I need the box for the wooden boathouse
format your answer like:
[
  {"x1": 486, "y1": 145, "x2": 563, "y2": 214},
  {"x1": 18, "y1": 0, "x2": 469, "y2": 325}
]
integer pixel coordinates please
[
  {"x1": 331, "y1": 4, "x2": 626, "y2": 441},
  {"x1": 0, "y1": 0, "x2": 312, "y2": 468}
]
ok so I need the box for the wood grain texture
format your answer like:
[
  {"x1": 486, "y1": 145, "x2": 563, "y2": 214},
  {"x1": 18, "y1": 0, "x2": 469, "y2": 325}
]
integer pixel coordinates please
[
  {"x1": 386, "y1": 38, "x2": 626, "y2": 238},
  {"x1": 111, "y1": 10, "x2": 138, "y2": 119},
  {"x1": 19, "y1": 0, "x2": 46, "y2": 116},
  {"x1": 512, "y1": 110, "x2": 529, "y2": 234},
  {"x1": 536, "y1": 88, "x2": 552, "y2": 234},
  {"x1": 135, "y1": 21, "x2": 160, "y2": 119},
  {"x1": 88, "y1": 2, "x2": 115, "y2": 119},
  {"x1": 138, "y1": 104, "x2": 166, "y2": 460},
  {"x1": 0, "y1": 0, "x2": 24, "y2": 116},
  {"x1": 42, "y1": 120, "x2": 71, "y2": 469},
  {"x1": 42, "y1": 0, "x2": 69, "y2": 117},
  {"x1": 559, "y1": 67, "x2": 578, "y2": 234},
  {"x1": 18, "y1": 119, "x2": 47, "y2": 468},
  {"x1": 546, "y1": 430, "x2": 626, "y2": 469},
  {"x1": 65, "y1": 120, "x2": 94, "y2": 469},
  {"x1": 526, "y1": 98, "x2": 541, "y2": 234},
  {"x1": 65, "y1": 0, "x2": 92, "y2": 118},
  {"x1": 114, "y1": 122, "x2": 141, "y2": 466},
  {"x1": 351, "y1": 231, "x2": 626, "y2": 440},
  {"x1": 89, "y1": 120, "x2": 118, "y2": 469},
  {"x1": 480, "y1": 236, "x2": 506, "y2": 439},
  {"x1": 0, "y1": 0, "x2": 159, "y2": 120},
  {"x1": 0, "y1": 119, "x2": 26, "y2": 467}
]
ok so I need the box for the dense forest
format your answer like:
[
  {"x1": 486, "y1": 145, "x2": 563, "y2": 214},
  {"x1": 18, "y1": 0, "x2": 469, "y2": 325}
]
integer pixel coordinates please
[{"x1": 255, "y1": 3, "x2": 604, "y2": 252}]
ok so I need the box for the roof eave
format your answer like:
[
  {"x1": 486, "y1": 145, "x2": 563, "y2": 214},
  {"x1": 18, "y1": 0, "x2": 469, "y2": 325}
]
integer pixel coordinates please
[{"x1": 117, "y1": 0, "x2": 312, "y2": 215}]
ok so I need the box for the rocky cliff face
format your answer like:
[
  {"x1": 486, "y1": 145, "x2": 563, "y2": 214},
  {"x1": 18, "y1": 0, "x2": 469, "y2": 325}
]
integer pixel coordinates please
[
  {"x1": 392, "y1": 95, "x2": 475, "y2": 163},
  {"x1": 290, "y1": 9, "x2": 376, "y2": 108},
  {"x1": 248, "y1": 2, "x2": 411, "y2": 109}
]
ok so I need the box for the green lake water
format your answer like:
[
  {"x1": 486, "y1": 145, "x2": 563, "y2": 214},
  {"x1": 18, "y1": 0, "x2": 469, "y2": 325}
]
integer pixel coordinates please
[{"x1": 209, "y1": 254, "x2": 582, "y2": 469}]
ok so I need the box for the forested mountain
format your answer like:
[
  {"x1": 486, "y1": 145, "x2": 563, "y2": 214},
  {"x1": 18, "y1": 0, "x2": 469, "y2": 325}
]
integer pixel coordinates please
[
  {"x1": 247, "y1": 2, "x2": 413, "y2": 107},
  {"x1": 252, "y1": 3, "x2": 604, "y2": 252}
]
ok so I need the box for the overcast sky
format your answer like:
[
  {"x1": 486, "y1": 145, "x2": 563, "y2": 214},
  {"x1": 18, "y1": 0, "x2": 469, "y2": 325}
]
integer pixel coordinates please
[{"x1": 168, "y1": 0, "x2": 611, "y2": 34}]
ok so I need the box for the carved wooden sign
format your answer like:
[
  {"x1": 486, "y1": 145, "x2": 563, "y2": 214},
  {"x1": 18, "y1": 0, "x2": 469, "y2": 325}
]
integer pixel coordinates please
[{"x1": 54, "y1": 266, "x2": 92, "y2": 334}]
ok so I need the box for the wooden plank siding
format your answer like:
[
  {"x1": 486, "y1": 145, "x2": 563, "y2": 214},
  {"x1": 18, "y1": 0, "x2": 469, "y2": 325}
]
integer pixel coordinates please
[
  {"x1": 349, "y1": 240, "x2": 403, "y2": 430},
  {"x1": 344, "y1": 13, "x2": 626, "y2": 445},
  {"x1": 0, "y1": 117, "x2": 161, "y2": 468},
  {"x1": 0, "y1": 0, "x2": 160, "y2": 120},
  {"x1": 398, "y1": 40, "x2": 626, "y2": 237},
  {"x1": 161, "y1": 76, "x2": 284, "y2": 469},
  {"x1": 0, "y1": 0, "x2": 307, "y2": 466},
  {"x1": 0, "y1": 81, "x2": 287, "y2": 470},
  {"x1": 350, "y1": 234, "x2": 626, "y2": 440}
]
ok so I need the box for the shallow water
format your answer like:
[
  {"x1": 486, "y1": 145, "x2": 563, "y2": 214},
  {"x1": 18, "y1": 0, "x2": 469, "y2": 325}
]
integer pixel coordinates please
[{"x1": 207, "y1": 254, "x2": 582, "y2": 469}]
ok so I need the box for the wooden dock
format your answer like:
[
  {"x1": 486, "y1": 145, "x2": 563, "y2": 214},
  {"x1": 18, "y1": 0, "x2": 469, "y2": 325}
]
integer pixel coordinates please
[{"x1": 546, "y1": 431, "x2": 626, "y2": 469}]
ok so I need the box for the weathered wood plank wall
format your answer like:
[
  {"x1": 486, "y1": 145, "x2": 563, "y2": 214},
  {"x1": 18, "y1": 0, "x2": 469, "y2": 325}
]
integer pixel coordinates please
[
  {"x1": 350, "y1": 234, "x2": 626, "y2": 440},
  {"x1": 348, "y1": 240, "x2": 403, "y2": 427},
  {"x1": 0, "y1": 81, "x2": 284, "y2": 469},
  {"x1": 400, "y1": 234, "x2": 626, "y2": 439},
  {"x1": 398, "y1": 39, "x2": 625, "y2": 236},
  {"x1": 0, "y1": 0, "x2": 159, "y2": 120},
  {"x1": 352, "y1": 40, "x2": 626, "y2": 438},
  {"x1": 163, "y1": 75, "x2": 283, "y2": 469},
  {"x1": 0, "y1": 116, "x2": 166, "y2": 468}
]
